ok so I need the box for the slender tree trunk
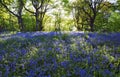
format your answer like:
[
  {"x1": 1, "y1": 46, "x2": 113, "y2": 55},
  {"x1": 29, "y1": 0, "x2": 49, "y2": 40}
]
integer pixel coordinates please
[
  {"x1": 35, "y1": 10, "x2": 40, "y2": 31},
  {"x1": 90, "y1": 21, "x2": 94, "y2": 32},
  {"x1": 35, "y1": 16, "x2": 39, "y2": 31},
  {"x1": 77, "y1": 25, "x2": 81, "y2": 31},
  {"x1": 90, "y1": 17, "x2": 96, "y2": 32},
  {"x1": 17, "y1": 16, "x2": 24, "y2": 31},
  {"x1": 39, "y1": 20, "x2": 43, "y2": 31}
]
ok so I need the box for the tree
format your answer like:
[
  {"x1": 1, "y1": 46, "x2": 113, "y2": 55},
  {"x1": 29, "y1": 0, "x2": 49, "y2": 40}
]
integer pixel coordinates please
[
  {"x1": 72, "y1": 0, "x2": 110, "y2": 32},
  {"x1": 24, "y1": 0, "x2": 51, "y2": 31},
  {"x1": 0, "y1": 0, "x2": 26, "y2": 31}
]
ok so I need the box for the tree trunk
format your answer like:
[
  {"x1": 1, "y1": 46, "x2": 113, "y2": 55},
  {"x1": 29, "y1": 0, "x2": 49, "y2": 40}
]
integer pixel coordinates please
[
  {"x1": 77, "y1": 25, "x2": 81, "y2": 31},
  {"x1": 90, "y1": 22, "x2": 94, "y2": 32},
  {"x1": 35, "y1": 16, "x2": 39, "y2": 31},
  {"x1": 17, "y1": 16, "x2": 24, "y2": 31},
  {"x1": 39, "y1": 20, "x2": 43, "y2": 31},
  {"x1": 90, "y1": 18, "x2": 95, "y2": 32},
  {"x1": 35, "y1": 10, "x2": 40, "y2": 31}
]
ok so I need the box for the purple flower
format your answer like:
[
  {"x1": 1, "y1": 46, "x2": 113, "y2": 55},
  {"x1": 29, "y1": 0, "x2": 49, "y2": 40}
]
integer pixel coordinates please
[
  {"x1": 74, "y1": 67, "x2": 80, "y2": 75},
  {"x1": 70, "y1": 53, "x2": 82, "y2": 62},
  {"x1": 0, "y1": 55, "x2": 3, "y2": 61},
  {"x1": 87, "y1": 56, "x2": 91, "y2": 64},
  {"x1": 80, "y1": 69, "x2": 87, "y2": 77},
  {"x1": 67, "y1": 71, "x2": 71, "y2": 76},
  {"x1": 37, "y1": 74, "x2": 51, "y2": 77},
  {"x1": 60, "y1": 61, "x2": 69, "y2": 68},
  {"x1": 4, "y1": 65, "x2": 10, "y2": 77},
  {"x1": 9, "y1": 62, "x2": 16, "y2": 72},
  {"x1": 27, "y1": 70, "x2": 36, "y2": 77},
  {"x1": 74, "y1": 67, "x2": 87, "y2": 77},
  {"x1": 0, "y1": 71, "x2": 2, "y2": 77},
  {"x1": 55, "y1": 47, "x2": 61, "y2": 53},
  {"x1": 102, "y1": 69, "x2": 113, "y2": 77},
  {"x1": 29, "y1": 59, "x2": 37, "y2": 67},
  {"x1": 109, "y1": 63, "x2": 114, "y2": 69},
  {"x1": 21, "y1": 49, "x2": 27, "y2": 55}
]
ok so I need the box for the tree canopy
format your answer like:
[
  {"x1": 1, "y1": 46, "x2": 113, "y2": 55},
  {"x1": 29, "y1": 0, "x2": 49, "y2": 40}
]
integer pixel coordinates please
[{"x1": 0, "y1": 0, "x2": 120, "y2": 32}]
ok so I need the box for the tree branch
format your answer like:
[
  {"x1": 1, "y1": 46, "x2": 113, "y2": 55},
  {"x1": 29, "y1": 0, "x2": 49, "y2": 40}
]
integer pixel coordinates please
[
  {"x1": 0, "y1": 1, "x2": 18, "y2": 17},
  {"x1": 24, "y1": 6, "x2": 35, "y2": 14},
  {"x1": 82, "y1": 7, "x2": 92, "y2": 19}
]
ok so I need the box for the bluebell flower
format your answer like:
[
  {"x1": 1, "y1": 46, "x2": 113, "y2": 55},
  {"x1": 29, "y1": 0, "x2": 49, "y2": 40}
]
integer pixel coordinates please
[
  {"x1": 74, "y1": 67, "x2": 87, "y2": 77},
  {"x1": 37, "y1": 74, "x2": 51, "y2": 77},
  {"x1": 21, "y1": 64, "x2": 25, "y2": 69},
  {"x1": 52, "y1": 59, "x2": 58, "y2": 70},
  {"x1": 4, "y1": 65, "x2": 10, "y2": 77},
  {"x1": 0, "y1": 55, "x2": 3, "y2": 61},
  {"x1": 0, "y1": 71, "x2": 2, "y2": 77},
  {"x1": 9, "y1": 62, "x2": 16, "y2": 72},
  {"x1": 21, "y1": 49, "x2": 27, "y2": 55},
  {"x1": 48, "y1": 47, "x2": 52, "y2": 51},
  {"x1": 67, "y1": 71, "x2": 71, "y2": 77},
  {"x1": 69, "y1": 53, "x2": 73, "y2": 59},
  {"x1": 87, "y1": 56, "x2": 91, "y2": 64},
  {"x1": 60, "y1": 61, "x2": 69, "y2": 68},
  {"x1": 0, "y1": 50, "x2": 6, "y2": 55},
  {"x1": 27, "y1": 70, "x2": 36, "y2": 77},
  {"x1": 102, "y1": 69, "x2": 113, "y2": 77},
  {"x1": 80, "y1": 69, "x2": 87, "y2": 77},
  {"x1": 43, "y1": 62, "x2": 51, "y2": 71},
  {"x1": 55, "y1": 47, "x2": 61, "y2": 53},
  {"x1": 74, "y1": 67, "x2": 80, "y2": 75},
  {"x1": 29, "y1": 59, "x2": 37, "y2": 67},
  {"x1": 109, "y1": 63, "x2": 114, "y2": 69},
  {"x1": 38, "y1": 71, "x2": 46, "y2": 76},
  {"x1": 10, "y1": 52, "x2": 15, "y2": 57}
]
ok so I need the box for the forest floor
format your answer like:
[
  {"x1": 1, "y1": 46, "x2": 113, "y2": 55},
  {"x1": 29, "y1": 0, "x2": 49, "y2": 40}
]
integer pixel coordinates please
[{"x1": 0, "y1": 31, "x2": 120, "y2": 77}]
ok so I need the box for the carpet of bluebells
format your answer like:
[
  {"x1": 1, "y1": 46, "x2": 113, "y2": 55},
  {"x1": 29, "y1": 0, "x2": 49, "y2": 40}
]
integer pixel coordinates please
[{"x1": 0, "y1": 31, "x2": 120, "y2": 77}]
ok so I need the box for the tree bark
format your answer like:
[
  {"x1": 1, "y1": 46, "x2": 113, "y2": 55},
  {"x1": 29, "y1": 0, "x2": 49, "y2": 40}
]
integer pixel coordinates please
[
  {"x1": 35, "y1": 12, "x2": 39, "y2": 31},
  {"x1": 39, "y1": 20, "x2": 43, "y2": 31},
  {"x1": 90, "y1": 19, "x2": 94, "y2": 32},
  {"x1": 17, "y1": 16, "x2": 24, "y2": 31}
]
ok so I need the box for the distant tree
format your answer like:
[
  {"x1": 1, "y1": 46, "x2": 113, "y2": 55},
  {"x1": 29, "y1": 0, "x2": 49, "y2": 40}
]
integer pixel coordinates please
[
  {"x1": 72, "y1": 0, "x2": 110, "y2": 32},
  {"x1": 115, "y1": 0, "x2": 120, "y2": 12},
  {"x1": 24, "y1": 0, "x2": 51, "y2": 31},
  {"x1": 0, "y1": 0, "x2": 26, "y2": 31}
]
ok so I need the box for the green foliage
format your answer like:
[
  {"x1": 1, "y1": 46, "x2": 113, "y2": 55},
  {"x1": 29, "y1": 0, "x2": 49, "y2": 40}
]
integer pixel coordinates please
[
  {"x1": 0, "y1": 0, "x2": 120, "y2": 32},
  {"x1": 23, "y1": 14, "x2": 36, "y2": 31},
  {"x1": 107, "y1": 12, "x2": 120, "y2": 32}
]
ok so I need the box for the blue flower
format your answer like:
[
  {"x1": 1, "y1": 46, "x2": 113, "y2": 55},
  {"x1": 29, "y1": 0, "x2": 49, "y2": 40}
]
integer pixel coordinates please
[
  {"x1": 21, "y1": 49, "x2": 27, "y2": 55},
  {"x1": 67, "y1": 71, "x2": 71, "y2": 77},
  {"x1": 87, "y1": 56, "x2": 91, "y2": 64},
  {"x1": 74, "y1": 67, "x2": 87, "y2": 77},
  {"x1": 80, "y1": 69, "x2": 87, "y2": 77},
  {"x1": 55, "y1": 47, "x2": 61, "y2": 53},
  {"x1": 9, "y1": 62, "x2": 16, "y2": 72},
  {"x1": 74, "y1": 67, "x2": 80, "y2": 75},
  {"x1": 4, "y1": 65, "x2": 10, "y2": 77},
  {"x1": 52, "y1": 59, "x2": 58, "y2": 71},
  {"x1": 0, "y1": 71, "x2": 2, "y2": 77},
  {"x1": 27, "y1": 70, "x2": 36, "y2": 77},
  {"x1": 37, "y1": 74, "x2": 51, "y2": 77},
  {"x1": 109, "y1": 63, "x2": 114, "y2": 69},
  {"x1": 0, "y1": 55, "x2": 3, "y2": 61},
  {"x1": 60, "y1": 61, "x2": 69, "y2": 68},
  {"x1": 29, "y1": 59, "x2": 37, "y2": 67},
  {"x1": 102, "y1": 69, "x2": 113, "y2": 77}
]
